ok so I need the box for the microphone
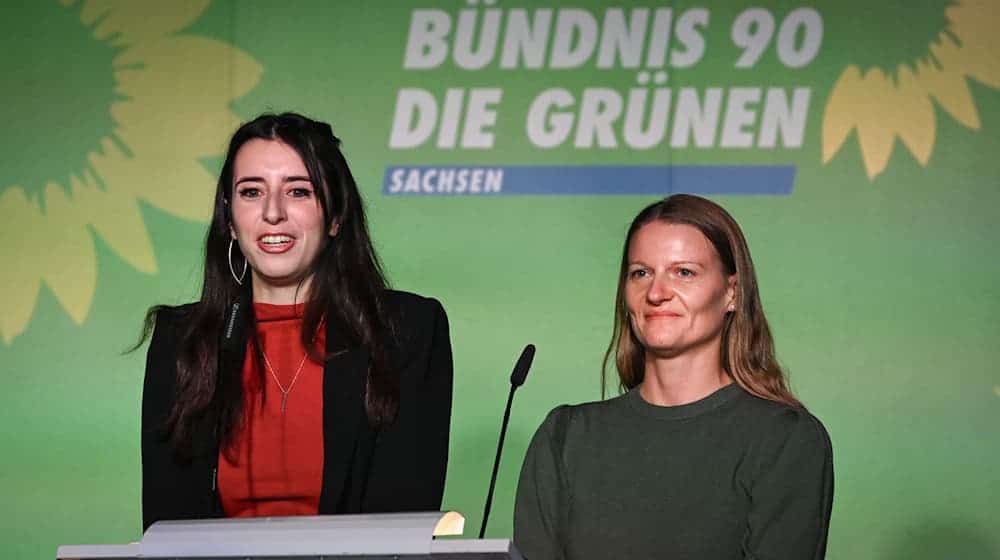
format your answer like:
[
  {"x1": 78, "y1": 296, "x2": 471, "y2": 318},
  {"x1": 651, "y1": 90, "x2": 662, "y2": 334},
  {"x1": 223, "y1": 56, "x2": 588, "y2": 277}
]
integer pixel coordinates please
[
  {"x1": 213, "y1": 299, "x2": 246, "y2": 492},
  {"x1": 222, "y1": 301, "x2": 243, "y2": 349},
  {"x1": 479, "y1": 344, "x2": 536, "y2": 539}
]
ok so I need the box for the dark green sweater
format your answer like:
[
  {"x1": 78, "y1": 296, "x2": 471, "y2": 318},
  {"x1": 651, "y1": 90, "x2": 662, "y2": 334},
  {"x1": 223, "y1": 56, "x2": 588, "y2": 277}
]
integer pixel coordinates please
[{"x1": 514, "y1": 384, "x2": 833, "y2": 559}]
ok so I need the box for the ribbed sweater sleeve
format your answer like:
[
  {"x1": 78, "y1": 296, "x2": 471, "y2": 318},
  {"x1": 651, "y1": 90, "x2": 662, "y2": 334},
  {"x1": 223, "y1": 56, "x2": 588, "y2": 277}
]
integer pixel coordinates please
[
  {"x1": 514, "y1": 406, "x2": 569, "y2": 560},
  {"x1": 742, "y1": 409, "x2": 834, "y2": 559}
]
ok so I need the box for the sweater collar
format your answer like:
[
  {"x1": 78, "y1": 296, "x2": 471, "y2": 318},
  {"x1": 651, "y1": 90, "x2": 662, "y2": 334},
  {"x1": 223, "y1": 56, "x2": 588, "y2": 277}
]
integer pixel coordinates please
[
  {"x1": 253, "y1": 301, "x2": 305, "y2": 322},
  {"x1": 625, "y1": 383, "x2": 742, "y2": 421}
]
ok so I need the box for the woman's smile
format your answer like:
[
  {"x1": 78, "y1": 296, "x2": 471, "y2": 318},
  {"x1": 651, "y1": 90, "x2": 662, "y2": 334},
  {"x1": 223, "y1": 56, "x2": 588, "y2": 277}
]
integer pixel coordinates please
[{"x1": 257, "y1": 233, "x2": 296, "y2": 254}]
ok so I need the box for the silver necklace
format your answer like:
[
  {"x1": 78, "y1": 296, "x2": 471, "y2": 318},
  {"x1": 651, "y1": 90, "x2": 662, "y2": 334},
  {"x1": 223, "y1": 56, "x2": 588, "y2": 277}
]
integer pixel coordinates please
[{"x1": 262, "y1": 350, "x2": 309, "y2": 414}]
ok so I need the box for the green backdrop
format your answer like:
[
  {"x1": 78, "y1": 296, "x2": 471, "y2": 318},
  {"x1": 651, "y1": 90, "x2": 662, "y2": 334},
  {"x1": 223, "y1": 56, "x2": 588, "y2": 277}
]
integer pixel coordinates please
[{"x1": 2, "y1": 1, "x2": 998, "y2": 558}]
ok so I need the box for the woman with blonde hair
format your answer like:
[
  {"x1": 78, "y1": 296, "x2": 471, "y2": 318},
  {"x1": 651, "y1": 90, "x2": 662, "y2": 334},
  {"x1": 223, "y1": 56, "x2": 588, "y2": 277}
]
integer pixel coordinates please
[{"x1": 515, "y1": 194, "x2": 832, "y2": 559}]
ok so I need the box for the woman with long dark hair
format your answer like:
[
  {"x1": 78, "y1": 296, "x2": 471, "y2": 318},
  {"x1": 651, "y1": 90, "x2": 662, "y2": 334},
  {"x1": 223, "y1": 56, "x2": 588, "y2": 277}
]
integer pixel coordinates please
[
  {"x1": 140, "y1": 113, "x2": 452, "y2": 530},
  {"x1": 514, "y1": 194, "x2": 833, "y2": 559}
]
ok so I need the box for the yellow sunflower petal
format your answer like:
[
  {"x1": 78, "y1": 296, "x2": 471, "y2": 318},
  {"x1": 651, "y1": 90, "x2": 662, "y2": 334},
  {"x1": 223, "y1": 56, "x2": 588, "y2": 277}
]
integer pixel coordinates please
[
  {"x1": 78, "y1": 167, "x2": 158, "y2": 274},
  {"x1": 946, "y1": 0, "x2": 1000, "y2": 89},
  {"x1": 845, "y1": 69, "x2": 897, "y2": 178},
  {"x1": 859, "y1": 67, "x2": 937, "y2": 176},
  {"x1": 87, "y1": 126, "x2": 214, "y2": 226},
  {"x1": 113, "y1": 36, "x2": 262, "y2": 151},
  {"x1": 39, "y1": 182, "x2": 98, "y2": 327},
  {"x1": 0, "y1": 178, "x2": 99, "y2": 339},
  {"x1": 823, "y1": 66, "x2": 938, "y2": 178},
  {"x1": 0, "y1": 189, "x2": 44, "y2": 343},
  {"x1": 821, "y1": 0, "x2": 1000, "y2": 180},
  {"x1": 105, "y1": 37, "x2": 262, "y2": 221},
  {"x1": 921, "y1": 34, "x2": 981, "y2": 129},
  {"x1": 890, "y1": 65, "x2": 936, "y2": 166},
  {"x1": 71, "y1": 0, "x2": 110, "y2": 25},
  {"x1": 77, "y1": 0, "x2": 211, "y2": 47},
  {"x1": 821, "y1": 66, "x2": 863, "y2": 164}
]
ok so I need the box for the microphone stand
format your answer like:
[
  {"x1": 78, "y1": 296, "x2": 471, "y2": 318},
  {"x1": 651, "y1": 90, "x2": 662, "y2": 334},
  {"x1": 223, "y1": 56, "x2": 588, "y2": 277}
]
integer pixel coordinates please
[
  {"x1": 479, "y1": 383, "x2": 517, "y2": 539},
  {"x1": 478, "y1": 344, "x2": 535, "y2": 539}
]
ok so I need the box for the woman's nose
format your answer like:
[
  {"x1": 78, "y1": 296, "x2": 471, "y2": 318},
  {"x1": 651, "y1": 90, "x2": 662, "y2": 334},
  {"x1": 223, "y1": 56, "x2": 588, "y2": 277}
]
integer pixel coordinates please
[
  {"x1": 646, "y1": 275, "x2": 675, "y2": 304},
  {"x1": 262, "y1": 191, "x2": 286, "y2": 224}
]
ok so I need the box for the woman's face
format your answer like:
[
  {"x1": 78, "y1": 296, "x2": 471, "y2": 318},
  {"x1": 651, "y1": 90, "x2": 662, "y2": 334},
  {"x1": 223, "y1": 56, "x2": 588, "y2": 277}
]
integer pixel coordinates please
[
  {"x1": 230, "y1": 139, "x2": 335, "y2": 302},
  {"x1": 624, "y1": 221, "x2": 735, "y2": 360}
]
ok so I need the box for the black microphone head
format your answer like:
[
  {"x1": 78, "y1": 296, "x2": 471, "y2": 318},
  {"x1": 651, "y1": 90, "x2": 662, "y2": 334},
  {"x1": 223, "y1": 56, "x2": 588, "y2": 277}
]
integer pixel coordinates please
[
  {"x1": 510, "y1": 344, "x2": 535, "y2": 387},
  {"x1": 222, "y1": 300, "x2": 245, "y2": 351}
]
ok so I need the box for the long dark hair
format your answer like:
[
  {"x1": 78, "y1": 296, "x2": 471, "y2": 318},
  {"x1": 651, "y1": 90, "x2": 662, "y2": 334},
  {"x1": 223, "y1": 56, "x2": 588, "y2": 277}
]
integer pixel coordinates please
[
  {"x1": 139, "y1": 112, "x2": 397, "y2": 455},
  {"x1": 601, "y1": 194, "x2": 801, "y2": 407}
]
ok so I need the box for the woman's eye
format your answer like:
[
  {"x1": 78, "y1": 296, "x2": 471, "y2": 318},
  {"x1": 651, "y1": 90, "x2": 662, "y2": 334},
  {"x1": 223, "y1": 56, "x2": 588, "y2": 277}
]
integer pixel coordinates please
[
  {"x1": 237, "y1": 187, "x2": 261, "y2": 199},
  {"x1": 289, "y1": 186, "x2": 313, "y2": 198},
  {"x1": 629, "y1": 269, "x2": 648, "y2": 279},
  {"x1": 678, "y1": 268, "x2": 695, "y2": 278}
]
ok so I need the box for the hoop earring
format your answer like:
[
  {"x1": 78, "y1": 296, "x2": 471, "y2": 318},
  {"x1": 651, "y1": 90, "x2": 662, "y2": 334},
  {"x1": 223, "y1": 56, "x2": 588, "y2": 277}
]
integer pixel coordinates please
[{"x1": 229, "y1": 239, "x2": 247, "y2": 285}]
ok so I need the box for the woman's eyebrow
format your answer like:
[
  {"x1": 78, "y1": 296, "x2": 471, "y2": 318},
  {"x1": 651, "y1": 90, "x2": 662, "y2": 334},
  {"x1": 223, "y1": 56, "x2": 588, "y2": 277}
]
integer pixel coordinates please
[
  {"x1": 628, "y1": 259, "x2": 705, "y2": 267},
  {"x1": 233, "y1": 175, "x2": 312, "y2": 186},
  {"x1": 233, "y1": 176, "x2": 264, "y2": 186}
]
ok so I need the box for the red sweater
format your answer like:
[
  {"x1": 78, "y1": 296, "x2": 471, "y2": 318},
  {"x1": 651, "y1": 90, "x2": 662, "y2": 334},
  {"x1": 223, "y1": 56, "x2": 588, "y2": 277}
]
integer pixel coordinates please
[{"x1": 218, "y1": 303, "x2": 325, "y2": 517}]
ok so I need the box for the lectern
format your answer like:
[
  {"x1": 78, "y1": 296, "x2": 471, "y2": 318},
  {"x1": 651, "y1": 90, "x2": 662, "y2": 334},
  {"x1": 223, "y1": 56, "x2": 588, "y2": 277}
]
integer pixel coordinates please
[{"x1": 57, "y1": 511, "x2": 523, "y2": 559}]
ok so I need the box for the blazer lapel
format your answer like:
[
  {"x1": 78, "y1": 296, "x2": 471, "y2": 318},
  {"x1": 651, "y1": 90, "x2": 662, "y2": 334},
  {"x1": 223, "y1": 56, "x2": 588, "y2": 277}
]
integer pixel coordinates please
[{"x1": 318, "y1": 316, "x2": 371, "y2": 513}]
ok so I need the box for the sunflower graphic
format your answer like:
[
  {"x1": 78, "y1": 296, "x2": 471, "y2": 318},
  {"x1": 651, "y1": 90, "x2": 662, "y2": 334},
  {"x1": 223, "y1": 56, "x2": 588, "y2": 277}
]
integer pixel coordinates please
[
  {"x1": 0, "y1": 0, "x2": 261, "y2": 343},
  {"x1": 822, "y1": 0, "x2": 1000, "y2": 179}
]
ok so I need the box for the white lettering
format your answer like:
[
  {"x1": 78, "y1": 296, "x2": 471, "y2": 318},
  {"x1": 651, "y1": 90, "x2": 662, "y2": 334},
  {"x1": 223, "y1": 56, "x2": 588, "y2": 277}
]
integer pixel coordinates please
[
  {"x1": 485, "y1": 169, "x2": 503, "y2": 192},
  {"x1": 499, "y1": 9, "x2": 552, "y2": 69},
  {"x1": 644, "y1": 8, "x2": 673, "y2": 68},
  {"x1": 596, "y1": 8, "x2": 648, "y2": 69},
  {"x1": 454, "y1": 8, "x2": 501, "y2": 70},
  {"x1": 671, "y1": 9, "x2": 708, "y2": 68},
  {"x1": 389, "y1": 89, "x2": 438, "y2": 148},
  {"x1": 670, "y1": 87, "x2": 721, "y2": 148},
  {"x1": 526, "y1": 88, "x2": 575, "y2": 148},
  {"x1": 469, "y1": 169, "x2": 484, "y2": 193},
  {"x1": 720, "y1": 87, "x2": 760, "y2": 148},
  {"x1": 462, "y1": 89, "x2": 502, "y2": 149},
  {"x1": 404, "y1": 10, "x2": 450, "y2": 69},
  {"x1": 439, "y1": 169, "x2": 455, "y2": 192},
  {"x1": 422, "y1": 169, "x2": 437, "y2": 193},
  {"x1": 623, "y1": 88, "x2": 671, "y2": 149},
  {"x1": 575, "y1": 88, "x2": 623, "y2": 148},
  {"x1": 731, "y1": 9, "x2": 774, "y2": 68},
  {"x1": 389, "y1": 169, "x2": 404, "y2": 193},
  {"x1": 777, "y1": 8, "x2": 823, "y2": 68},
  {"x1": 385, "y1": 168, "x2": 504, "y2": 195},
  {"x1": 550, "y1": 9, "x2": 598, "y2": 69},
  {"x1": 403, "y1": 170, "x2": 421, "y2": 192},
  {"x1": 758, "y1": 88, "x2": 810, "y2": 148},
  {"x1": 437, "y1": 89, "x2": 464, "y2": 149}
]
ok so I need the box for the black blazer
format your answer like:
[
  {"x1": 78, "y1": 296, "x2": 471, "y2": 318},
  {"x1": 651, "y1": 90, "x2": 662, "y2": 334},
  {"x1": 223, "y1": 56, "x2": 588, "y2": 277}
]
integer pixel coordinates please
[{"x1": 141, "y1": 290, "x2": 452, "y2": 531}]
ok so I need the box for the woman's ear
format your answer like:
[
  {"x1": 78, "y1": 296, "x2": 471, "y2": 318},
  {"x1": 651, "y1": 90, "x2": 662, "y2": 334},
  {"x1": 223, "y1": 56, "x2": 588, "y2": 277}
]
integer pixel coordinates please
[
  {"x1": 223, "y1": 198, "x2": 236, "y2": 239},
  {"x1": 726, "y1": 275, "x2": 737, "y2": 312}
]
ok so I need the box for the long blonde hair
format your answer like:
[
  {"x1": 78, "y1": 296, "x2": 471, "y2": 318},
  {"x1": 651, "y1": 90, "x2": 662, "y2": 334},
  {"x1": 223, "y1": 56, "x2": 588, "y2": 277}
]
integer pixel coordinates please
[{"x1": 601, "y1": 194, "x2": 801, "y2": 408}]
